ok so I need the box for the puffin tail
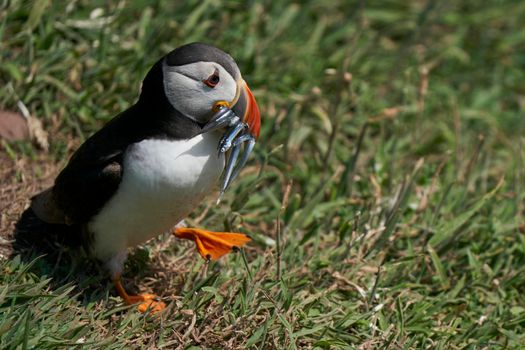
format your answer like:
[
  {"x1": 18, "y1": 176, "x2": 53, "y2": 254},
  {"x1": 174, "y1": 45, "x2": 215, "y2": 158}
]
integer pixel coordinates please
[{"x1": 30, "y1": 187, "x2": 67, "y2": 224}]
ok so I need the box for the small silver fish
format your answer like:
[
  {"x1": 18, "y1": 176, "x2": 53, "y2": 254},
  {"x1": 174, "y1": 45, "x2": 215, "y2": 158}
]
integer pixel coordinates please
[{"x1": 202, "y1": 107, "x2": 256, "y2": 201}]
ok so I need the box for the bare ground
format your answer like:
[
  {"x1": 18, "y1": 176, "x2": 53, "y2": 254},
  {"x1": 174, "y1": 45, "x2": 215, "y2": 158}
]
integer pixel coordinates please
[{"x1": 0, "y1": 148, "x2": 59, "y2": 259}]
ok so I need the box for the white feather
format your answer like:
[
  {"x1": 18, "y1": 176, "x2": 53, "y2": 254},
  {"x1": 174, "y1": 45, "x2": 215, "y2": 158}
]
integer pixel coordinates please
[{"x1": 88, "y1": 132, "x2": 225, "y2": 270}]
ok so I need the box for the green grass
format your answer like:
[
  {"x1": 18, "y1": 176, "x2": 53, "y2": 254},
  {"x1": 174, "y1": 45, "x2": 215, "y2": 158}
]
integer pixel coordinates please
[{"x1": 1, "y1": 0, "x2": 525, "y2": 348}]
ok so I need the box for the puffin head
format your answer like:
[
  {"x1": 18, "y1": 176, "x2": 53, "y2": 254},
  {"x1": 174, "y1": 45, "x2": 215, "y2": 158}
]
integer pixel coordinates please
[{"x1": 140, "y1": 42, "x2": 260, "y2": 139}]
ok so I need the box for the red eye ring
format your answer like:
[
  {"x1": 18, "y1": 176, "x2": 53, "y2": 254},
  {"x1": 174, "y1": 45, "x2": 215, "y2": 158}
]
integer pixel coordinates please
[{"x1": 203, "y1": 71, "x2": 220, "y2": 88}]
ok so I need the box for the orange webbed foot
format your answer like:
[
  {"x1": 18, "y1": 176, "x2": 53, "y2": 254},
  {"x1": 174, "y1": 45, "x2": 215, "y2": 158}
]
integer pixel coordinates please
[
  {"x1": 127, "y1": 293, "x2": 167, "y2": 313},
  {"x1": 173, "y1": 227, "x2": 251, "y2": 261},
  {"x1": 113, "y1": 279, "x2": 166, "y2": 313}
]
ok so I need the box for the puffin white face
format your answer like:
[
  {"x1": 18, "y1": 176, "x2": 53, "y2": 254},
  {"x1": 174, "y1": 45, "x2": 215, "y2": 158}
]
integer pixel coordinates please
[{"x1": 162, "y1": 61, "x2": 238, "y2": 123}]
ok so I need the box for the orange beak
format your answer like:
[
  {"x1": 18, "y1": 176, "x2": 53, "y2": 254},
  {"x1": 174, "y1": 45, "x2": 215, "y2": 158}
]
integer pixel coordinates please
[{"x1": 232, "y1": 81, "x2": 260, "y2": 139}]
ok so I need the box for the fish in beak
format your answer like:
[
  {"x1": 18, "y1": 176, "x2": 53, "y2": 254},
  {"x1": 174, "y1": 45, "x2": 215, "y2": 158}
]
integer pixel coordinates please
[{"x1": 203, "y1": 80, "x2": 261, "y2": 198}]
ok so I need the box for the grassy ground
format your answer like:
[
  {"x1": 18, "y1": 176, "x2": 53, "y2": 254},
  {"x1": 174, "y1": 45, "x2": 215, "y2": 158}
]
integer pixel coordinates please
[{"x1": 1, "y1": 0, "x2": 524, "y2": 349}]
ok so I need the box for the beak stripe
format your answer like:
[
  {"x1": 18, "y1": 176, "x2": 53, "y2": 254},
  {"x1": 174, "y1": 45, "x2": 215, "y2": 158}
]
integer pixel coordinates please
[{"x1": 242, "y1": 82, "x2": 260, "y2": 139}]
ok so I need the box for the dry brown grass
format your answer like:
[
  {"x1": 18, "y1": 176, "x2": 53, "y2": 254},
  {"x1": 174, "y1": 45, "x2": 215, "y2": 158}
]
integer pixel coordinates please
[{"x1": 0, "y1": 148, "x2": 59, "y2": 257}]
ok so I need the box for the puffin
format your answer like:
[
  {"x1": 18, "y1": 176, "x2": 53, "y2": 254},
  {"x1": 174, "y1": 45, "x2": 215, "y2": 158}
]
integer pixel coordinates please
[{"x1": 30, "y1": 42, "x2": 260, "y2": 312}]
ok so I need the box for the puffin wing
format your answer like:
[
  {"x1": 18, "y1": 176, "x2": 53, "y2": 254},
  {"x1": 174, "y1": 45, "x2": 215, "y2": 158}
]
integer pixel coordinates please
[
  {"x1": 31, "y1": 109, "x2": 133, "y2": 225},
  {"x1": 31, "y1": 150, "x2": 124, "y2": 225},
  {"x1": 31, "y1": 187, "x2": 67, "y2": 224}
]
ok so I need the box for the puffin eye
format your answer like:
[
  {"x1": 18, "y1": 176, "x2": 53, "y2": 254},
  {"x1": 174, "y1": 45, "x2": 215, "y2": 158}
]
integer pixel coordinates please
[{"x1": 203, "y1": 70, "x2": 220, "y2": 88}]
